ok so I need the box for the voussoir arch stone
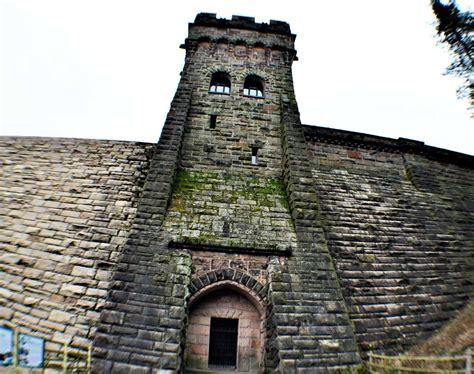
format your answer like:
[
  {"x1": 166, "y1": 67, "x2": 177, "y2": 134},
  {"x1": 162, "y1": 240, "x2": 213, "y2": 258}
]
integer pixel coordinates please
[{"x1": 188, "y1": 268, "x2": 267, "y2": 312}]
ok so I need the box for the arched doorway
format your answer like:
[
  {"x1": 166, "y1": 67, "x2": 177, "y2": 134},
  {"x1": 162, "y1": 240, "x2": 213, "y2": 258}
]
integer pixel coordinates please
[{"x1": 184, "y1": 281, "x2": 264, "y2": 373}]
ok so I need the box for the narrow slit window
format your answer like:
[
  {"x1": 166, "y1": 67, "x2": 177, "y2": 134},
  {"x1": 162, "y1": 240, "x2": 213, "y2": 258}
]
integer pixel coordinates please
[
  {"x1": 210, "y1": 114, "x2": 217, "y2": 129},
  {"x1": 208, "y1": 317, "x2": 238, "y2": 368},
  {"x1": 251, "y1": 147, "x2": 259, "y2": 165}
]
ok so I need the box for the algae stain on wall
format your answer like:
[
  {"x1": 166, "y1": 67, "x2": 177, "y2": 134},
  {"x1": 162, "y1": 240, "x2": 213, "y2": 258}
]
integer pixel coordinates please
[{"x1": 162, "y1": 169, "x2": 296, "y2": 251}]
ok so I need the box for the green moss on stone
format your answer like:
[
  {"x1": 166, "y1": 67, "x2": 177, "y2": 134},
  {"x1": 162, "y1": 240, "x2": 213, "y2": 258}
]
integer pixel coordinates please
[
  {"x1": 173, "y1": 169, "x2": 219, "y2": 193},
  {"x1": 163, "y1": 169, "x2": 295, "y2": 250},
  {"x1": 171, "y1": 170, "x2": 289, "y2": 209},
  {"x1": 180, "y1": 232, "x2": 217, "y2": 245}
]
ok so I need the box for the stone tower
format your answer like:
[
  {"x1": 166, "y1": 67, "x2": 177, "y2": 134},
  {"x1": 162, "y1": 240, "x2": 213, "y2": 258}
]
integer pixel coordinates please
[
  {"x1": 1, "y1": 10, "x2": 472, "y2": 374},
  {"x1": 94, "y1": 13, "x2": 361, "y2": 373}
]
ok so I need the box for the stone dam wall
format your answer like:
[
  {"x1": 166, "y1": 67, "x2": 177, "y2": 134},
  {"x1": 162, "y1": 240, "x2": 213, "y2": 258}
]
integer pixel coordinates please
[
  {"x1": 0, "y1": 131, "x2": 472, "y2": 370},
  {"x1": 0, "y1": 137, "x2": 154, "y2": 350},
  {"x1": 303, "y1": 126, "x2": 474, "y2": 354}
]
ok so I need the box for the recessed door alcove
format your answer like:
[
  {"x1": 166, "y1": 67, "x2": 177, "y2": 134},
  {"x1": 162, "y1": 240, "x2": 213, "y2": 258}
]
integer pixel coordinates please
[{"x1": 184, "y1": 285, "x2": 264, "y2": 373}]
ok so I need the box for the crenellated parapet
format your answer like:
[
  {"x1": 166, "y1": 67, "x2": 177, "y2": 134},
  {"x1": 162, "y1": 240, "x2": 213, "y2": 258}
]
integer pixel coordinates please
[{"x1": 182, "y1": 13, "x2": 298, "y2": 64}]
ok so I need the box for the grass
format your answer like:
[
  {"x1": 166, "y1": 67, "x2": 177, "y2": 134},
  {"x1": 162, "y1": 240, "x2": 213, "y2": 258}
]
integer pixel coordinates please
[{"x1": 408, "y1": 298, "x2": 474, "y2": 356}]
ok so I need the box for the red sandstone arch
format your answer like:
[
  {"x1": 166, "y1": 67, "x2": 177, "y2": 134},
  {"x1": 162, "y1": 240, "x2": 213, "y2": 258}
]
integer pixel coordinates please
[{"x1": 188, "y1": 268, "x2": 266, "y2": 312}]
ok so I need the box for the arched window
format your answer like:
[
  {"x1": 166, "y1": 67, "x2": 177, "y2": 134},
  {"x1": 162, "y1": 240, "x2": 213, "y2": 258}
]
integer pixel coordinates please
[
  {"x1": 243, "y1": 75, "x2": 264, "y2": 97},
  {"x1": 209, "y1": 72, "x2": 231, "y2": 94}
]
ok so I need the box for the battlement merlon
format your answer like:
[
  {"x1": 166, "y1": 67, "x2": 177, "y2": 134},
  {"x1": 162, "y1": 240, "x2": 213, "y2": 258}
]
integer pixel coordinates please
[
  {"x1": 193, "y1": 13, "x2": 293, "y2": 35},
  {"x1": 181, "y1": 13, "x2": 297, "y2": 59}
]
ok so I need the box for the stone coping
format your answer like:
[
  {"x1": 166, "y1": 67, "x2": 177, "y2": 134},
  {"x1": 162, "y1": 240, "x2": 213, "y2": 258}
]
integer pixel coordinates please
[{"x1": 303, "y1": 124, "x2": 474, "y2": 167}]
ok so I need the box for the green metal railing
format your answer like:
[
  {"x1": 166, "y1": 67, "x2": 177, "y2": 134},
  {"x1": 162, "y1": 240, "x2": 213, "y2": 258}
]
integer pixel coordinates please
[{"x1": 368, "y1": 348, "x2": 473, "y2": 374}]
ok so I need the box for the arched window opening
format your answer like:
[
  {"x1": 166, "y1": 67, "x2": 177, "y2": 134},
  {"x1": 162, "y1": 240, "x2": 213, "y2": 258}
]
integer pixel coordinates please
[
  {"x1": 197, "y1": 36, "x2": 211, "y2": 49},
  {"x1": 209, "y1": 72, "x2": 231, "y2": 94},
  {"x1": 243, "y1": 75, "x2": 264, "y2": 97}
]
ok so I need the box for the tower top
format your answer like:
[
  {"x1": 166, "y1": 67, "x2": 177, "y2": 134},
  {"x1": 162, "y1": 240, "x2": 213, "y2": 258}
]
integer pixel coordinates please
[
  {"x1": 191, "y1": 13, "x2": 294, "y2": 37},
  {"x1": 183, "y1": 13, "x2": 297, "y2": 58}
]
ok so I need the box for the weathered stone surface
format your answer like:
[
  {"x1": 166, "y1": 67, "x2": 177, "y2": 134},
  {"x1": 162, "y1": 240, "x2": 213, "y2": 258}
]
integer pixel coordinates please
[
  {"x1": 0, "y1": 12, "x2": 473, "y2": 374},
  {"x1": 0, "y1": 137, "x2": 153, "y2": 344},
  {"x1": 302, "y1": 133, "x2": 474, "y2": 355}
]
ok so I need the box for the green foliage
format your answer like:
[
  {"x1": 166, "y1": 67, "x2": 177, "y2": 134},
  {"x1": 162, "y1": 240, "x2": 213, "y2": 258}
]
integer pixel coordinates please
[{"x1": 431, "y1": 0, "x2": 473, "y2": 107}]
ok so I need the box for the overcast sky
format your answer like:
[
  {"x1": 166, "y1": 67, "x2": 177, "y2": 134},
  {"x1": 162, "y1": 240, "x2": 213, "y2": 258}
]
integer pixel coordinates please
[{"x1": 1, "y1": 0, "x2": 473, "y2": 155}]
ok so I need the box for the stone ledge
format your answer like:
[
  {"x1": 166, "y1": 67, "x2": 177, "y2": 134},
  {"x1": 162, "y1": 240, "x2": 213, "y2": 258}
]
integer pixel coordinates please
[
  {"x1": 169, "y1": 240, "x2": 292, "y2": 256},
  {"x1": 0, "y1": 135, "x2": 153, "y2": 146}
]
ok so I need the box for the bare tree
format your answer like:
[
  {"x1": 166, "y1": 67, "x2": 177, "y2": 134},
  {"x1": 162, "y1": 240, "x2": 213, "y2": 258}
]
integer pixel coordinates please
[{"x1": 431, "y1": 0, "x2": 473, "y2": 108}]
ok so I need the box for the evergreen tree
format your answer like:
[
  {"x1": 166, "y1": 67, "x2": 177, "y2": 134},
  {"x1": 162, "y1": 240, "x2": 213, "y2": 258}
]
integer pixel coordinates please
[{"x1": 431, "y1": 0, "x2": 473, "y2": 108}]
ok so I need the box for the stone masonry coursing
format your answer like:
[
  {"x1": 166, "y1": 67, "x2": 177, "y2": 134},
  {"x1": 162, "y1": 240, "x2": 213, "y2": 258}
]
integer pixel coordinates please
[
  {"x1": 0, "y1": 137, "x2": 153, "y2": 352},
  {"x1": 0, "y1": 13, "x2": 473, "y2": 374},
  {"x1": 157, "y1": 14, "x2": 362, "y2": 372},
  {"x1": 303, "y1": 127, "x2": 474, "y2": 356},
  {"x1": 162, "y1": 16, "x2": 299, "y2": 253}
]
